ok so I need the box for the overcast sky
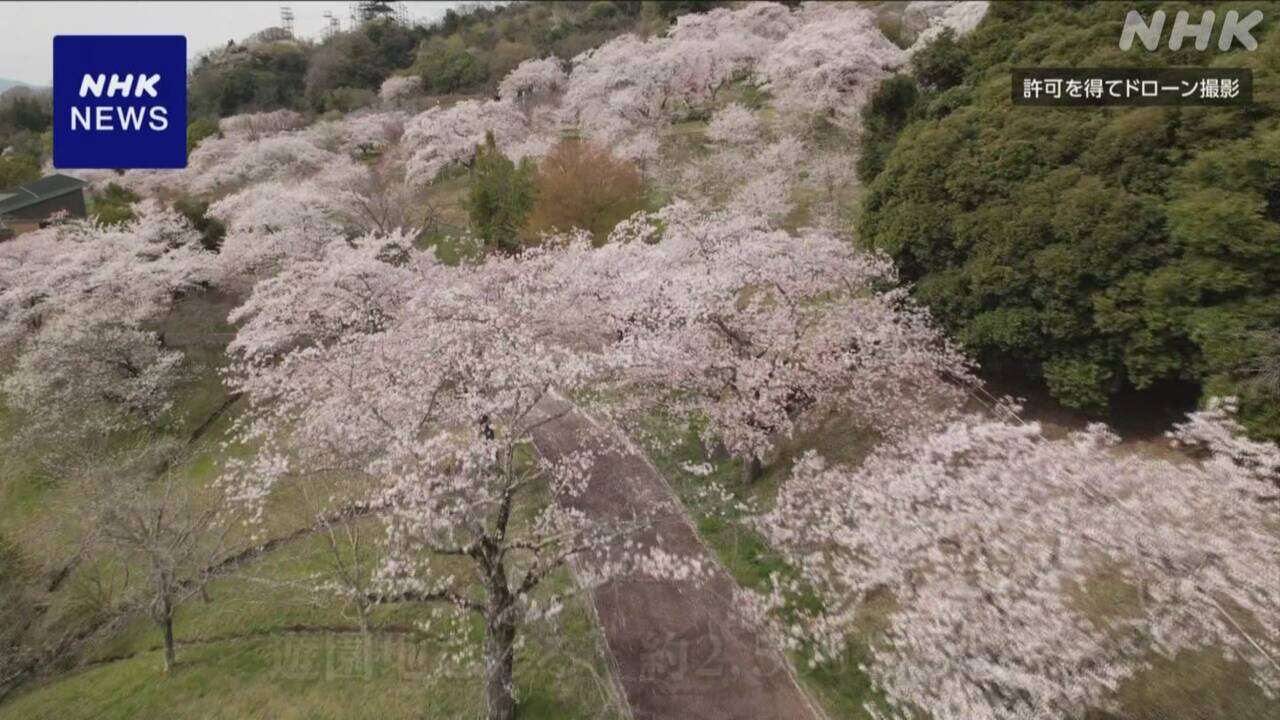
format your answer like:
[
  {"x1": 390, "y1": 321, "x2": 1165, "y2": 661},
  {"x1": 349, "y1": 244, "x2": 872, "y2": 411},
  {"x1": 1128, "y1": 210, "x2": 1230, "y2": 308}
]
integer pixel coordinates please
[{"x1": 0, "y1": 1, "x2": 462, "y2": 86}]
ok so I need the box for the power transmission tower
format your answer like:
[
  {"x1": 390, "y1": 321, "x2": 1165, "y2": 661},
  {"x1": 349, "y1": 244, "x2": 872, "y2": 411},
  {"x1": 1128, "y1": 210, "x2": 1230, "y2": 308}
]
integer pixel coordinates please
[
  {"x1": 279, "y1": 6, "x2": 295, "y2": 36},
  {"x1": 322, "y1": 10, "x2": 340, "y2": 37}
]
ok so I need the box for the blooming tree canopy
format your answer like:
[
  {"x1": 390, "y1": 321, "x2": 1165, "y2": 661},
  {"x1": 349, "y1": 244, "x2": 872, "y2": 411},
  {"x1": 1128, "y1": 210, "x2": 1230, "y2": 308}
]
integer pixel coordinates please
[
  {"x1": 758, "y1": 408, "x2": 1280, "y2": 720},
  {"x1": 758, "y1": 3, "x2": 906, "y2": 128},
  {"x1": 0, "y1": 202, "x2": 212, "y2": 439},
  {"x1": 218, "y1": 109, "x2": 307, "y2": 140},
  {"x1": 706, "y1": 102, "x2": 762, "y2": 144},
  {"x1": 573, "y1": 203, "x2": 972, "y2": 479},
  {"x1": 498, "y1": 57, "x2": 568, "y2": 105},
  {"x1": 223, "y1": 239, "x2": 699, "y2": 720},
  {"x1": 379, "y1": 74, "x2": 421, "y2": 104},
  {"x1": 403, "y1": 100, "x2": 532, "y2": 185}
]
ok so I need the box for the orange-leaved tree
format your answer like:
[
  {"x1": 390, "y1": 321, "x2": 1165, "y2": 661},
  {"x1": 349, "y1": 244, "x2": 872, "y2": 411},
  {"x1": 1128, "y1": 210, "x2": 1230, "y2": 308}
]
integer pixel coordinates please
[{"x1": 526, "y1": 138, "x2": 646, "y2": 245}]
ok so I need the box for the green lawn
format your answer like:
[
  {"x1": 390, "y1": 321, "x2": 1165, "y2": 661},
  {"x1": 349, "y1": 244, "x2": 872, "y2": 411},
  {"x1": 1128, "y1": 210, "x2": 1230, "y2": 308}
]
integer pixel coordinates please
[
  {"x1": 4, "y1": 505, "x2": 623, "y2": 720},
  {"x1": 0, "y1": 298, "x2": 624, "y2": 719},
  {"x1": 1, "y1": 635, "x2": 475, "y2": 720}
]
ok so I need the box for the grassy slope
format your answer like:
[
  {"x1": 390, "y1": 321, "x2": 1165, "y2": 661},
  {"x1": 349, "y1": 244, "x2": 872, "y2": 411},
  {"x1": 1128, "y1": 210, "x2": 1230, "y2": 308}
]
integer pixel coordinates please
[
  {"x1": 0, "y1": 290, "x2": 624, "y2": 720},
  {"x1": 1, "y1": 471, "x2": 622, "y2": 720},
  {"x1": 1, "y1": 578, "x2": 617, "y2": 720}
]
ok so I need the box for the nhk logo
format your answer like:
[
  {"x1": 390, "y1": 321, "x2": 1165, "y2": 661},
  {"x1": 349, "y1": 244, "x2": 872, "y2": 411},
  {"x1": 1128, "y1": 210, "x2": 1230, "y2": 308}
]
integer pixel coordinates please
[
  {"x1": 72, "y1": 73, "x2": 170, "y2": 132},
  {"x1": 1120, "y1": 9, "x2": 1264, "y2": 51},
  {"x1": 53, "y1": 36, "x2": 187, "y2": 169}
]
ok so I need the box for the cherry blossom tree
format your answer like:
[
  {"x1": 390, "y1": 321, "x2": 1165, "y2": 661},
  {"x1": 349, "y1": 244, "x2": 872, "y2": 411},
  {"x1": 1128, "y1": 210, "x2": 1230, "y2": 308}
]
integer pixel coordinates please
[
  {"x1": 906, "y1": 1, "x2": 990, "y2": 52},
  {"x1": 379, "y1": 75, "x2": 421, "y2": 105},
  {"x1": 226, "y1": 230, "x2": 422, "y2": 361},
  {"x1": 579, "y1": 203, "x2": 972, "y2": 482},
  {"x1": 222, "y1": 240, "x2": 698, "y2": 720},
  {"x1": 706, "y1": 102, "x2": 762, "y2": 144},
  {"x1": 757, "y1": 409, "x2": 1280, "y2": 720},
  {"x1": 3, "y1": 316, "x2": 186, "y2": 439},
  {"x1": 757, "y1": 3, "x2": 906, "y2": 129},
  {"x1": 0, "y1": 203, "x2": 212, "y2": 440},
  {"x1": 558, "y1": 1, "x2": 797, "y2": 147},
  {"x1": 218, "y1": 109, "x2": 306, "y2": 140},
  {"x1": 668, "y1": 1, "x2": 799, "y2": 53},
  {"x1": 558, "y1": 33, "x2": 685, "y2": 154},
  {"x1": 307, "y1": 112, "x2": 407, "y2": 158},
  {"x1": 498, "y1": 57, "x2": 567, "y2": 106},
  {"x1": 336, "y1": 159, "x2": 434, "y2": 237},
  {"x1": 800, "y1": 152, "x2": 860, "y2": 229},
  {"x1": 1169, "y1": 396, "x2": 1280, "y2": 491},
  {"x1": 208, "y1": 176, "x2": 351, "y2": 287},
  {"x1": 85, "y1": 439, "x2": 227, "y2": 674},
  {"x1": 0, "y1": 202, "x2": 210, "y2": 346},
  {"x1": 403, "y1": 100, "x2": 533, "y2": 185},
  {"x1": 181, "y1": 132, "x2": 343, "y2": 196},
  {"x1": 672, "y1": 119, "x2": 800, "y2": 227}
]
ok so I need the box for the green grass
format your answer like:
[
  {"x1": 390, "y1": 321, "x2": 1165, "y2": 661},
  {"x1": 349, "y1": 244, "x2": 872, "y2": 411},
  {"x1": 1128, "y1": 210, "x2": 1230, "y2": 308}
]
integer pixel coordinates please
[
  {"x1": 1, "y1": 293, "x2": 624, "y2": 719},
  {"x1": 0, "y1": 635, "x2": 476, "y2": 720},
  {"x1": 635, "y1": 412, "x2": 890, "y2": 720},
  {"x1": 3, "y1": 607, "x2": 619, "y2": 720},
  {"x1": 6, "y1": 559, "x2": 620, "y2": 720},
  {"x1": 7, "y1": 502, "x2": 623, "y2": 720}
]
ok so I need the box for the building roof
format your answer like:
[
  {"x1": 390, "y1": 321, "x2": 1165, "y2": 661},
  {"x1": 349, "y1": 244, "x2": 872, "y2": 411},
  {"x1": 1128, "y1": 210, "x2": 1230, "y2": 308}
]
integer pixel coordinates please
[{"x1": 0, "y1": 174, "x2": 89, "y2": 215}]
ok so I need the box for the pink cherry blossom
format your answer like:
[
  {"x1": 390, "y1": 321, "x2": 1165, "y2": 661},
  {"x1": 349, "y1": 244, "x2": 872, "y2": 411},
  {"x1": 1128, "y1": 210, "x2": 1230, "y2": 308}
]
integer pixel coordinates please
[
  {"x1": 498, "y1": 57, "x2": 567, "y2": 105},
  {"x1": 758, "y1": 410, "x2": 1280, "y2": 719},
  {"x1": 403, "y1": 99, "x2": 536, "y2": 185},
  {"x1": 562, "y1": 202, "x2": 972, "y2": 478},
  {"x1": 379, "y1": 75, "x2": 421, "y2": 104}
]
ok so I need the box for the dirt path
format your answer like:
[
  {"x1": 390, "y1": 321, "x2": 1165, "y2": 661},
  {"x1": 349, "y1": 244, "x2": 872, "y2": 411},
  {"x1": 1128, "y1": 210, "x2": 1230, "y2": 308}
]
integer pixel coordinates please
[{"x1": 530, "y1": 393, "x2": 821, "y2": 720}]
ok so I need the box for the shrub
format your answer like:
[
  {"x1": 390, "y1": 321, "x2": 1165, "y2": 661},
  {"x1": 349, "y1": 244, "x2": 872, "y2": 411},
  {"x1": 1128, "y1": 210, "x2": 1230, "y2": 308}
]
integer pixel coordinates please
[
  {"x1": 173, "y1": 196, "x2": 227, "y2": 251},
  {"x1": 910, "y1": 28, "x2": 968, "y2": 91},
  {"x1": 525, "y1": 139, "x2": 646, "y2": 245},
  {"x1": 856, "y1": 74, "x2": 919, "y2": 183},
  {"x1": 92, "y1": 182, "x2": 141, "y2": 226}
]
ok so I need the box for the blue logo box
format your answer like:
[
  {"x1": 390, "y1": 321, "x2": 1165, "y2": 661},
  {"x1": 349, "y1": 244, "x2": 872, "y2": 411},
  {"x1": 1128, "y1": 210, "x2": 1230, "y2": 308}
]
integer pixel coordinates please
[{"x1": 53, "y1": 35, "x2": 187, "y2": 169}]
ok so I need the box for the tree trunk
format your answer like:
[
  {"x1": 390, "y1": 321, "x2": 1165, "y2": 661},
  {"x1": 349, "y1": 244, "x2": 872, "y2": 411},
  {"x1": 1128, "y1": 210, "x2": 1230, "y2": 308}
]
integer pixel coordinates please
[
  {"x1": 161, "y1": 615, "x2": 176, "y2": 674},
  {"x1": 741, "y1": 454, "x2": 763, "y2": 484},
  {"x1": 483, "y1": 606, "x2": 517, "y2": 720},
  {"x1": 357, "y1": 603, "x2": 372, "y2": 637}
]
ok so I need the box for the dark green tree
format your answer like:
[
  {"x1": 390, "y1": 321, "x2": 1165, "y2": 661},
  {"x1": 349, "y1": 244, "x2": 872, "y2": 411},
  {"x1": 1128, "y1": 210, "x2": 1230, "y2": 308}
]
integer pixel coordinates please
[
  {"x1": 413, "y1": 36, "x2": 489, "y2": 94},
  {"x1": 858, "y1": 0, "x2": 1280, "y2": 438},
  {"x1": 910, "y1": 28, "x2": 968, "y2": 91},
  {"x1": 467, "y1": 131, "x2": 536, "y2": 253}
]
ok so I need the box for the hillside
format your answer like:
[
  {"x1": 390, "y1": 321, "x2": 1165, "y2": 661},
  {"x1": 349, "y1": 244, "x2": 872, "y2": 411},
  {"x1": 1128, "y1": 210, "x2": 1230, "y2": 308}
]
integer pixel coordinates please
[
  {"x1": 185, "y1": 1, "x2": 720, "y2": 119},
  {"x1": 0, "y1": 79, "x2": 29, "y2": 94},
  {"x1": 2, "y1": 3, "x2": 1280, "y2": 720}
]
